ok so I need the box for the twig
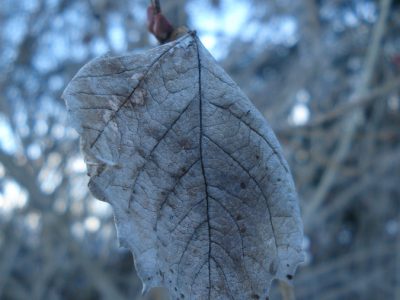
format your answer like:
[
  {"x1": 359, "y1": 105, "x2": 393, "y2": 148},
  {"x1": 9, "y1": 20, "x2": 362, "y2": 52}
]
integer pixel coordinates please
[
  {"x1": 303, "y1": 0, "x2": 393, "y2": 221},
  {"x1": 151, "y1": 0, "x2": 161, "y2": 14},
  {"x1": 304, "y1": 147, "x2": 400, "y2": 230},
  {"x1": 148, "y1": 0, "x2": 175, "y2": 44},
  {"x1": 278, "y1": 77, "x2": 400, "y2": 133},
  {"x1": 322, "y1": 269, "x2": 387, "y2": 300},
  {"x1": 296, "y1": 241, "x2": 394, "y2": 284},
  {"x1": 308, "y1": 78, "x2": 400, "y2": 126}
]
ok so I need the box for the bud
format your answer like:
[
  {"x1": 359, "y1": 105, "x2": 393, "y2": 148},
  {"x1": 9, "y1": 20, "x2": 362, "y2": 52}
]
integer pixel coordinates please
[{"x1": 147, "y1": 4, "x2": 174, "y2": 43}]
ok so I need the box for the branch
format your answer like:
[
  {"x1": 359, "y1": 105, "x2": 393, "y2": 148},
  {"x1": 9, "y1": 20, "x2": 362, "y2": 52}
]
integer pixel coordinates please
[
  {"x1": 0, "y1": 150, "x2": 128, "y2": 300},
  {"x1": 152, "y1": 0, "x2": 161, "y2": 14},
  {"x1": 304, "y1": 147, "x2": 400, "y2": 230},
  {"x1": 277, "y1": 77, "x2": 400, "y2": 134},
  {"x1": 303, "y1": 0, "x2": 393, "y2": 221}
]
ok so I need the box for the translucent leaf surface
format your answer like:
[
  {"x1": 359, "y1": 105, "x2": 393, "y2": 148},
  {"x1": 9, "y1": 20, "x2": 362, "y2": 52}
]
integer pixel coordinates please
[{"x1": 63, "y1": 33, "x2": 304, "y2": 299}]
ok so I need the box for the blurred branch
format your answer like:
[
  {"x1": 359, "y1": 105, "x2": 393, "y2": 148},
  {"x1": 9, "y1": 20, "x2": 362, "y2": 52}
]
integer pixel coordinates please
[
  {"x1": 68, "y1": 239, "x2": 127, "y2": 300},
  {"x1": 277, "y1": 77, "x2": 400, "y2": 134},
  {"x1": 279, "y1": 280, "x2": 296, "y2": 300},
  {"x1": 322, "y1": 269, "x2": 387, "y2": 300},
  {"x1": 297, "y1": 242, "x2": 393, "y2": 283},
  {"x1": 0, "y1": 150, "x2": 52, "y2": 210},
  {"x1": 304, "y1": 0, "x2": 393, "y2": 221},
  {"x1": 5, "y1": 278, "x2": 30, "y2": 300},
  {"x1": 0, "y1": 149, "x2": 128, "y2": 299},
  {"x1": 305, "y1": 148, "x2": 400, "y2": 230},
  {"x1": 0, "y1": 227, "x2": 21, "y2": 298}
]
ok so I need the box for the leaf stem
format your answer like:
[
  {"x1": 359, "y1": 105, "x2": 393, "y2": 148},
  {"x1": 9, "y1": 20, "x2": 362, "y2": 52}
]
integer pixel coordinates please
[{"x1": 279, "y1": 280, "x2": 296, "y2": 300}]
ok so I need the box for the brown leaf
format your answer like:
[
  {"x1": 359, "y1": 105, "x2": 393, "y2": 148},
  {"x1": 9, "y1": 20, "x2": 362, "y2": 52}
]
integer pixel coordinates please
[{"x1": 63, "y1": 33, "x2": 304, "y2": 299}]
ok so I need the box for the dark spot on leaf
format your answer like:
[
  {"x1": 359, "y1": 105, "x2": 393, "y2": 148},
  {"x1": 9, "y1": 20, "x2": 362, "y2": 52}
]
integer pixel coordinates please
[
  {"x1": 277, "y1": 178, "x2": 281, "y2": 182},
  {"x1": 236, "y1": 214, "x2": 242, "y2": 221},
  {"x1": 251, "y1": 294, "x2": 260, "y2": 299},
  {"x1": 174, "y1": 287, "x2": 177, "y2": 291},
  {"x1": 130, "y1": 88, "x2": 146, "y2": 105},
  {"x1": 179, "y1": 138, "x2": 192, "y2": 150},
  {"x1": 240, "y1": 226, "x2": 246, "y2": 233},
  {"x1": 137, "y1": 148, "x2": 146, "y2": 157},
  {"x1": 147, "y1": 276, "x2": 152, "y2": 281},
  {"x1": 286, "y1": 274, "x2": 293, "y2": 280},
  {"x1": 188, "y1": 187, "x2": 198, "y2": 197},
  {"x1": 240, "y1": 182, "x2": 246, "y2": 189},
  {"x1": 149, "y1": 126, "x2": 166, "y2": 140},
  {"x1": 287, "y1": 264, "x2": 290, "y2": 267},
  {"x1": 180, "y1": 166, "x2": 187, "y2": 174},
  {"x1": 183, "y1": 48, "x2": 193, "y2": 59},
  {"x1": 255, "y1": 154, "x2": 260, "y2": 159},
  {"x1": 180, "y1": 293, "x2": 185, "y2": 299},
  {"x1": 170, "y1": 269, "x2": 174, "y2": 274}
]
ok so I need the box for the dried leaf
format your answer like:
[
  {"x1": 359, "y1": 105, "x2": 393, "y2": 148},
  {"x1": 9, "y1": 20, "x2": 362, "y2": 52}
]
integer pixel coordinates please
[{"x1": 63, "y1": 33, "x2": 304, "y2": 299}]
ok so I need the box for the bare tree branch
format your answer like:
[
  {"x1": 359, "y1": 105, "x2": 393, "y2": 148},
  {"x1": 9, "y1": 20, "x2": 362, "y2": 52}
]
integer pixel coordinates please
[{"x1": 304, "y1": 0, "x2": 393, "y2": 220}]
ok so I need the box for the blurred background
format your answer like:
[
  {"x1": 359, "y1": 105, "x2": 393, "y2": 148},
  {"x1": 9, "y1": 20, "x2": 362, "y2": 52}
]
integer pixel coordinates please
[{"x1": 0, "y1": 0, "x2": 399, "y2": 299}]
